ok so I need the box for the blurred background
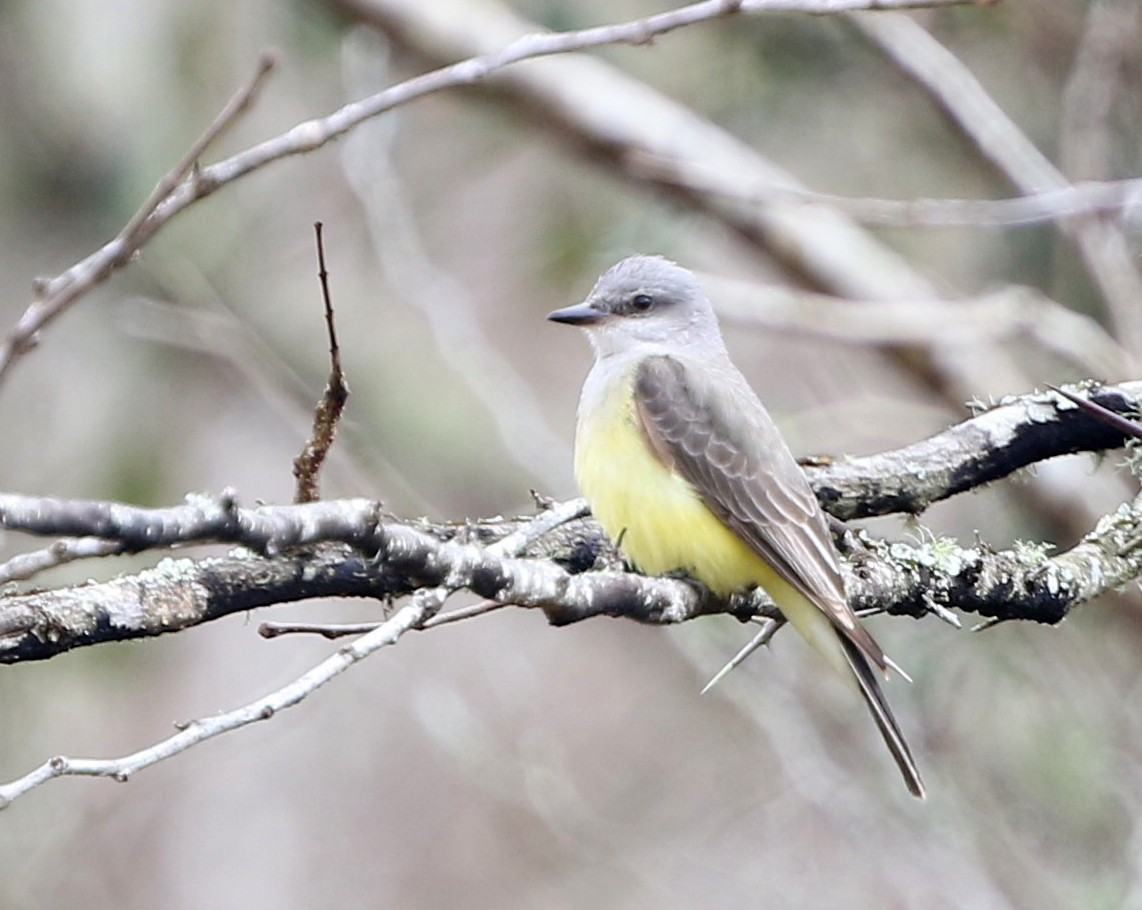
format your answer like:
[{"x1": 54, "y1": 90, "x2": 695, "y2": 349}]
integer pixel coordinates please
[{"x1": 1, "y1": 0, "x2": 1141, "y2": 907}]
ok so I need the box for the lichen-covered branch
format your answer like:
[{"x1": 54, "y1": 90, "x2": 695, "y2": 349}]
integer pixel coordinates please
[
  {"x1": 809, "y1": 381, "x2": 1141, "y2": 519},
  {"x1": 3, "y1": 486, "x2": 1141, "y2": 665},
  {"x1": 2, "y1": 380, "x2": 1142, "y2": 665}
]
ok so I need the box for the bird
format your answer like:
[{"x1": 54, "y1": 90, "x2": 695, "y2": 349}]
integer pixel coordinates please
[{"x1": 548, "y1": 254, "x2": 924, "y2": 798}]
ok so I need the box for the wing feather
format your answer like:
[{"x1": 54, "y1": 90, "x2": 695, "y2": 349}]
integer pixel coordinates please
[{"x1": 634, "y1": 354, "x2": 885, "y2": 670}]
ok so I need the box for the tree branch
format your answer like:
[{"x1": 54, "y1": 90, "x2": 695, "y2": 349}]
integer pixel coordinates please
[
  {"x1": 292, "y1": 222, "x2": 350, "y2": 504},
  {"x1": 0, "y1": 0, "x2": 981, "y2": 394},
  {"x1": 810, "y1": 381, "x2": 1142, "y2": 519},
  {"x1": 0, "y1": 52, "x2": 278, "y2": 385},
  {"x1": 0, "y1": 599, "x2": 431, "y2": 810},
  {"x1": 1, "y1": 383, "x2": 1139, "y2": 664}
]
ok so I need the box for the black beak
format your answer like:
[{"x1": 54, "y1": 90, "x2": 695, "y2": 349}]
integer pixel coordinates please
[{"x1": 547, "y1": 301, "x2": 607, "y2": 326}]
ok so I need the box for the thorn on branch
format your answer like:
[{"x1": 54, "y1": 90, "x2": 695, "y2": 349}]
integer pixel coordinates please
[{"x1": 1049, "y1": 383, "x2": 1142, "y2": 441}]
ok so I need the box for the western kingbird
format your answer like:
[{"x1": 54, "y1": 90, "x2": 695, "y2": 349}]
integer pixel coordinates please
[{"x1": 548, "y1": 255, "x2": 924, "y2": 799}]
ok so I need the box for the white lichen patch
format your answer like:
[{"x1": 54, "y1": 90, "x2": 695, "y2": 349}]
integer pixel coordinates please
[
  {"x1": 1121, "y1": 439, "x2": 1142, "y2": 478},
  {"x1": 1011, "y1": 539, "x2": 1054, "y2": 567},
  {"x1": 887, "y1": 535, "x2": 965, "y2": 576},
  {"x1": 1024, "y1": 397, "x2": 1059, "y2": 424}
]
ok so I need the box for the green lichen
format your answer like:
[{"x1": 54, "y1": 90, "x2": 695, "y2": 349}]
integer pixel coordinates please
[
  {"x1": 1011, "y1": 538, "x2": 1054, "y2": 567},
  {"x1": 1120, "y1": 437, "x2": 1142, "y2": 479}
]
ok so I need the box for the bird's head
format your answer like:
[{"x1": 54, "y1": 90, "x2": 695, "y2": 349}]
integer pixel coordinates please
[{"x1": 548, "y1": 255, "x2": 724, "y2": 358}]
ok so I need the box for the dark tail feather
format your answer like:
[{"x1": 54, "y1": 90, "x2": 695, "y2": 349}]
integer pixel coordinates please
[{"x1": 839, "y1": 634, "x2": 926, "y2": 799}]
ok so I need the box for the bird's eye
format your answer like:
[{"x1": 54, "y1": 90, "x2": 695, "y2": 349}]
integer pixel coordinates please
[{"x1": 631, "y1": 293, "x2": 654, "y2": 312}]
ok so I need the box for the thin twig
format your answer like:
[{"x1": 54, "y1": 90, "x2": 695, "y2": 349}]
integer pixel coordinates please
[
  {"x1": 700, "y1": 616, "x2": 781, "y2": 693},
  {"x1": 633, "y1": 153, "x2": 1142, "y2": 228},
  {"x1": 1049, "y1": 384, "x2": 1142, "y2": 441},
  {"x1": 259, "y1": 621, "x2": 379, "y2": 640},
  {"x1": 0, "y1": 599, "x2": 429, "y2": 810},
  {"x1": 0, "y1": 52, "x2": 278, "y2": 383},
  {"x1": 259, "y1": 599, "x2": 508, "y2": 639},
  {"x1": 0, "y1": 538, "x2": 126, "y2": 585},
  {"x1": 420, "y1": 600, "x2": 506, "y2": 629},
  {"x1": 293, "y1": 222, "x2": 350, "y2": 503},
  {"x1": 118, "y1": 51, "x2": 278, "y2": 246}
]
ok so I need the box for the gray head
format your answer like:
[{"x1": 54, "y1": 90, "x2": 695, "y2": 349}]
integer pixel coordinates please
[{"x1": 548, "y1": 255, "x2": 726, "y2": 359}]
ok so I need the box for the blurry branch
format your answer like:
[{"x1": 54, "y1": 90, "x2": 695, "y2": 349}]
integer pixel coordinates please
[
  {"x1": 337, "y1": 31, "x2": 568, "y2": 485},
  {"x1": 292, "y1": 223, "x2": 350, "y2": 504},
  {"x1": 1059, "y1": 0, "x2": 1140, "y2": 185},
  {"x1": 0, "y1": 1, "x2": 978, "y2": 395},
  {"x1": 634, "y1": 153, "x2": 1142, "y2": 230},
  {"x1": 634, "y1": 151, "x2": 1139, "y2": 374},
  {"x1": 0, "y1": 52, "x2": 278, "y2": 386},
  {"x1": 705, "y1": 276, "x2": 1132, "y2": 378},
  {"x1": 851, "y1": 12, "x2": 1142, "y2": 359},
  {"x1": 338, "y1": 0, "x2": 936, "y2": 307},
  {"x1": 2, "y1": 381, "x2": 1141, "y2": 664}
]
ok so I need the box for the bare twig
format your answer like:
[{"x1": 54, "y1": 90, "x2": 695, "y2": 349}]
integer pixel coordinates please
[
  {"x1": 259, "y1": 620, "x2": 380, "y2": 639},
  {"x1": 633, "y1": 153, "x2": 1142, "y2": 229},
  {"x1": 419, "y1": 599, "x2": 506, "y2": 629},
  {"x1": 0, "y1": 538, "x2": 126, "y2": 585},
  {"x1": 0, "y1": 599, "x2": 429, "y2": 810},
  {"x1": 293, "y1": 222, "x2": 350, "y2": 503},
  {"x1": 699, "y1": 616, "x2": 781, "y2": 693},
  {"x1": 704, "y1": 276, "x2": 1132, "y2": 378},
  {"x1": 259, "y1": 581, "x2": 511, "y2": 639},
  {"x1": 119, "y1": 296, "x2": 437, "y2": 515},
  {"x1": 0, "y1": 52, "x2": 278, "y2": 384}
]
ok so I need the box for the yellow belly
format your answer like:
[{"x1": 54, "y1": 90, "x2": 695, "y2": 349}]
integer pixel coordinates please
[
  {"x1": 574, "y1": 378, "x2": 780, "y2": 598},
  {"x1": 574, "y1": 367, "x2": 850, "y2": 678}
]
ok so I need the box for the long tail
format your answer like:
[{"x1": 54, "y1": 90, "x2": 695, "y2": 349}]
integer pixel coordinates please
[{"x1": 838, "y1": 634, "x2": 926, "y2": 799}]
